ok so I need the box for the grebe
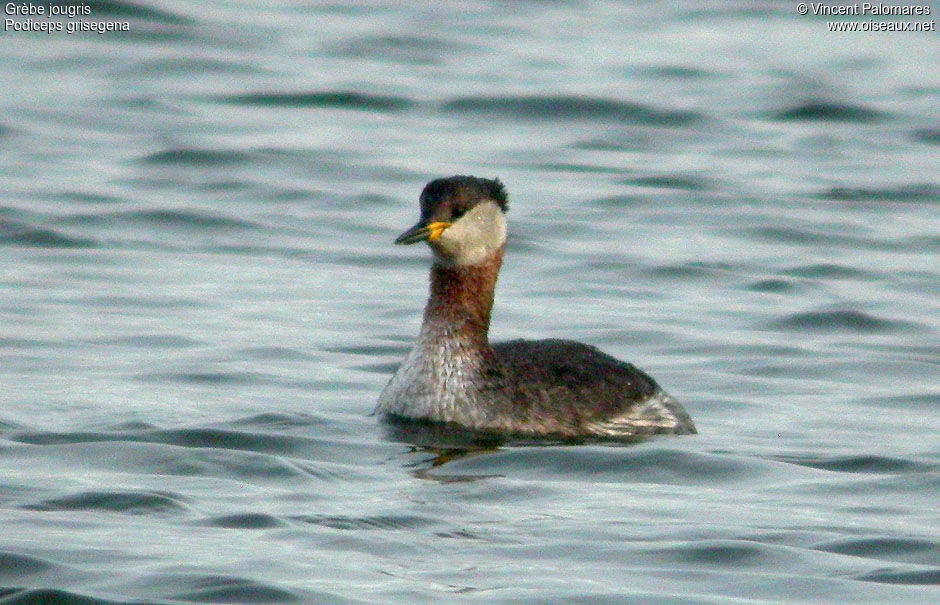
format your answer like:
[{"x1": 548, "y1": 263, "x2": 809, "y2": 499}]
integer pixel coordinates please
[{"x1": 376, "y1": 176, "x2": 696, "y2": 439}]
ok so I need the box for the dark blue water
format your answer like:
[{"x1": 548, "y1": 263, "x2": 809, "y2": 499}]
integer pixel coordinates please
[{"x1": 1, "y1": 1, "x2": 938, "y2": 603}]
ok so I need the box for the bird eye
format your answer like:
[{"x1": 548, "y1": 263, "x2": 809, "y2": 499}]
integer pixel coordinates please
[{"x1": 451, "y1": 207, "x2": 466, "y2": 220}]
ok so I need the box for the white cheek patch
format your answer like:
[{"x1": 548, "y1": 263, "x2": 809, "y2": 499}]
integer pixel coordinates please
[{"x1": 433, "y1": 201, "x2": 507, "y2": 267}]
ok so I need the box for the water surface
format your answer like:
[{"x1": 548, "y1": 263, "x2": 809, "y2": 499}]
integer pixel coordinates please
[{"x1": 1, "y1": 1, "x2": 938, "y2": 603}]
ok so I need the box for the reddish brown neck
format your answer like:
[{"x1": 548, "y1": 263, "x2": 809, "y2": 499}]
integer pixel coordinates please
[{"x1": 422, "y1": 246, "x2": 504, "y2": 346}]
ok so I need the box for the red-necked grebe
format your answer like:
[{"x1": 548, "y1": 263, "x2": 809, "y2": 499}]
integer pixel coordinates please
[{"x1": 376, "y1": 175, "x2": 696, "y2": 439}]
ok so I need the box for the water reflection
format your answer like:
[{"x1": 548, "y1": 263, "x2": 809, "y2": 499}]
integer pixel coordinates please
[{"x1": 382, "y1": 416, "x2": 657, "y2": 477}]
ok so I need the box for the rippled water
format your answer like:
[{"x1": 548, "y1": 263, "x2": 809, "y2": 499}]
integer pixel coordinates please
[{"x1": 1, "y1": 1, "x2": 939, "y2": 603}]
